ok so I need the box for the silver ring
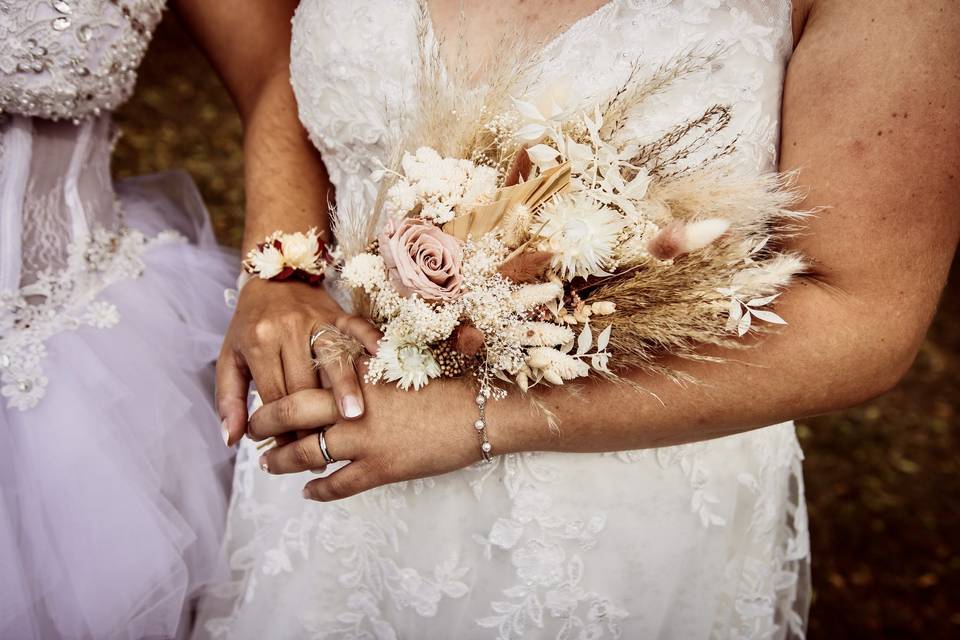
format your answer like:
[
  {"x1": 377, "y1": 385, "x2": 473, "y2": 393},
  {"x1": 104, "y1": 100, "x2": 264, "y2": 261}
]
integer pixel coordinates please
[
  {"x1": 309, "y1": 328, "x2": 327, "y2": 351},
  {"x1": 318, "y1": 430, "x2": 337, "y2": 465}
]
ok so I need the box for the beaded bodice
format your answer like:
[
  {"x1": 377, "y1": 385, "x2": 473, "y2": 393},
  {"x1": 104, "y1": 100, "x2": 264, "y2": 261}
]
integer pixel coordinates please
[
  {"x1": 0, "y1": 1, "x2": 171, "y2": 411},
  {"x1": 0, "y1": 0, "x2": 164, "y2": 120}
]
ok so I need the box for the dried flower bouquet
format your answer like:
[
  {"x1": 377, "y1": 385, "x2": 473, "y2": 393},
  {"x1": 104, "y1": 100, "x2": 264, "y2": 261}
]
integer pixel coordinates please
[{"x1": 330, "y1": 10, "x2": 807, "y2": 407}]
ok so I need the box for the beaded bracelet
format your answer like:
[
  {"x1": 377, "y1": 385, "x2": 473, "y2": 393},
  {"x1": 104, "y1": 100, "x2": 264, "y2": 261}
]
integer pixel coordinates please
[
  {"x1": 242, "y1": 227, "x2": 331, "y2": 286},
  {"x1": 473, "y1": 391, "x2": 494, "y2": 462}
]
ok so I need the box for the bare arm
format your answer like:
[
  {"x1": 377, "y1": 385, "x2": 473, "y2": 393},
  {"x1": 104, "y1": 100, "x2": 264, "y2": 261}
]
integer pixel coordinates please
[
  {"x1": 256, "y1": 0, "x2": 960, "y2": 500},
  {"x1": 175, "y1": 0, "x2": 329, "y2": 249},
  {"x1": 175, "y1": 0, "x2": 380, "y2": 446},
  {"x1": 495, "y1": 0, "x2": 960, "y2": 450}
]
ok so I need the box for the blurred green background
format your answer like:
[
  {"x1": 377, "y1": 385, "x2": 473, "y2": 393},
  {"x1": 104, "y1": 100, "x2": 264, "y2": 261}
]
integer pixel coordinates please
[{"x1": 114, "y1": 16, "x2": 959, "y2": 639}]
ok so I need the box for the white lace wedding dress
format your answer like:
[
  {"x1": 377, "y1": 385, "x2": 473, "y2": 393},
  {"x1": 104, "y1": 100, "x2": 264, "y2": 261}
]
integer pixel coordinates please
[{"x1": 196, "y1": 1, "x2": 810, "y2": 638}]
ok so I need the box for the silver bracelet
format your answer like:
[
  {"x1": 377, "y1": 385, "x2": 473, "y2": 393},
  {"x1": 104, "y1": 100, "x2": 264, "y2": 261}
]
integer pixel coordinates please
[{"x1": 473, "y1": 392, "x2": 493, "y2": 462}]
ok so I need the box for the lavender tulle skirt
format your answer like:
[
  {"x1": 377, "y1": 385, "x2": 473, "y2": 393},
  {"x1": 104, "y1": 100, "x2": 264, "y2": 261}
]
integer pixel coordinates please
[{"x1": 0, "y1": 172, "x2": 235, "y2": 639}]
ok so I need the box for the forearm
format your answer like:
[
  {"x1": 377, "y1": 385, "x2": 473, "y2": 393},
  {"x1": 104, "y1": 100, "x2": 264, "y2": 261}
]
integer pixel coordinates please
[
  {"x1": 241, "y1": 74, "x2": 332, "y2": 254},
  {"x1": 487, "y1": 0, "x2": 960, "y2": 457},
  {"x1": 174, "y1": 0, "x2": 332, "y2": 255},
  {"x1": 488, "y1": 278, "x2": 925, "y2": 455}
]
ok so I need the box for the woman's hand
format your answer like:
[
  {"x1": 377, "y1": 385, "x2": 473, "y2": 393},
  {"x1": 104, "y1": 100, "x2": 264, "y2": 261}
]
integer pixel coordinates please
[
  {"x1": 216, "y1": 279, "x2": 382, "y2": 446},
  {"x1": 176, "y1": 0, "x2": 367, "y2": 445},
  {"x1": 251, "y1": 372, "x2": 484, "y2": 500}
]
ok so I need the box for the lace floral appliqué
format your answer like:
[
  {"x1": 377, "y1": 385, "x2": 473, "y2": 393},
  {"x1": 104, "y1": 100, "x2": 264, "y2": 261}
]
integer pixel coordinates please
[{"x1": 0, "y1": 226, "x2": 183, "y2": 409}]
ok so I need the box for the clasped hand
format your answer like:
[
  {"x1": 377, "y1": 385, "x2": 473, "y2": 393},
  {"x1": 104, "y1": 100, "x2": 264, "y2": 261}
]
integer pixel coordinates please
[
  {"x1": 249, "y1": 374, "x2": 484, "y2": 501},
  {"x1": 216, "y1": 279, "x2": 483, "y2": 501}
]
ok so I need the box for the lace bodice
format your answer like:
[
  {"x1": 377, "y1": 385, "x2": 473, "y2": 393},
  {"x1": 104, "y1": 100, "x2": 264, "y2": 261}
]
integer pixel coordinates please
[
  {"x1": 0, "y1": 0, "x2": 164, "y2": 120},
  {"x1": 291, "y1": 0, "x2": 793, "y2": 224}
]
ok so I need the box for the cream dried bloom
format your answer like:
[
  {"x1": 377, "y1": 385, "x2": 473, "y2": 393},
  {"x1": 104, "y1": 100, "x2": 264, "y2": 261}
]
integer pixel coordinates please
[
  {"x1": 247, "y1": 244, "x2": 284, "y2": 280},
  {"x1": 526, "y1": 347, "x2": 590, "y2": 385},
  {"x1": 391, "y1": 147, "x2": 500, "y2": 224},
  {"x1": 373, "y1": 341, "x2": 441, "y2": 391},
  {"x1": 511, "y1": 282, "x2": 563, "y2": 311},
  {"x1": 340, "y1": 253, "x2": 387, "y2": 290},
  {"x1": 515, "y1": 322, "x2": 575, "y2": 347},
  {"x1": 536, "y1": 194, "x2": 624, "y2": 279},
  {"x1": 384, "y1": 180, "x2": 419, "y2": 219},
  {"x1": 282, "y1": 229, "x2": 323, "y2": 273},
  {"x1": 591, "y1": 301, "x2": 616, "y2": 315}
]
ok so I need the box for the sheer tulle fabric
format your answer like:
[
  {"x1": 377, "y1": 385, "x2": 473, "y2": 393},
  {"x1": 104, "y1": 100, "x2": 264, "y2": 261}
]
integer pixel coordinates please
[{"x1": 0, "y1": 174, "x2": 235, "y2": 640}]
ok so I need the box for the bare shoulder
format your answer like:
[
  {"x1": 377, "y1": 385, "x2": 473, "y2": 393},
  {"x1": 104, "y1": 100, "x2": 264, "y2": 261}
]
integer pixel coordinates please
[
  {"x1": 796, "y1": 0, "x2": 959, "y2": 48},
  {"x1": 778, "y1": 0, "x2": 959, "y2": 341},
  {"x1": 785, "y1": 0, "x2": 960, "y2": 218}
]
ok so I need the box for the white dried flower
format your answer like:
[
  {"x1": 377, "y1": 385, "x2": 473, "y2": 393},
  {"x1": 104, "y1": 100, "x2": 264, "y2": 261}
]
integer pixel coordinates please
[
  {"x1": 511, "y1": 282, "x2": 563, "y2": 311},
  {"x1": 392, "y1": 147, "x2": 499, "y2": 224},
  {"x1": 515, "y1": 322, "x2": 574, "y2": 347},
  {"x1": 373, "y1": 341, "x2": 441, "y2": 391},
  {"x1": 525, "y1": 347, "x2": 590, "y2": 385},
  {"x1": 282, "y1": 230, "x2": 322, "y2": 273},
  {"x1": 462, "y1": 165, "x2": 498, "y2": 205},
  {"x1": 420, "y1": 200, "x2": 455, "y2": 224},
  {"x1": 247, "y1": 244, "x2": 284, "y2": 279},
  {"x1": 536, "y1": 194, "x2": 624, "y2": 279},
  {"x1": 516, "y1": 369, "x2": 530, "y2": 392},
  {"x1": 340, "y1": 253, "x2": 387, "y2": 290},
  {"x1": 384, "y1": 180, "x2": 419, "y2": 218},
  {"x1": 590, "y1": 301, "x2": 616, "y2": 315}
]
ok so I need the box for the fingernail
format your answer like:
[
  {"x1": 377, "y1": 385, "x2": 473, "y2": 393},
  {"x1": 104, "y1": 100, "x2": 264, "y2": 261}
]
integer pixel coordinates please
[
  {"x1": 302, "y1": 487, "x2": 312, "y2": 500},
  {"x1": 342, "y1": 394, "x2": 363, "y2": 419},
  {"x1": 220, "y1": 419, "x2": 231, "y2": 447},
  {"x1": 259, "y1": 455, "x2": 269, "y2": 473}
]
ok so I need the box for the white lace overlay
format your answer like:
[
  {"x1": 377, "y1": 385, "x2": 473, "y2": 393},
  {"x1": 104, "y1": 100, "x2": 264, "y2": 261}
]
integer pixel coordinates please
[
  {"x1": 0, "y1": 226, "x2": 184, "y2": 410},
  {"x1": 198, "y1": 1, "x2": 809, "y2": 638}
]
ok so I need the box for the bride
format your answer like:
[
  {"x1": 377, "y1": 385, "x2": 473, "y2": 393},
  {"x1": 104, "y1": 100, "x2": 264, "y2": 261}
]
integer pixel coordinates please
[{"x1": 196, "y1": 0, "x2": 959, "y2": 638}]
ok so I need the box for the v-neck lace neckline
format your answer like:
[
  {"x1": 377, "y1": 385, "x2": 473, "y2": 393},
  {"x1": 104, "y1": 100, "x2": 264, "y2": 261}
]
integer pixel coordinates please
[{"x1": 418, "y1": 0, "x2": 618, "y2": 89}]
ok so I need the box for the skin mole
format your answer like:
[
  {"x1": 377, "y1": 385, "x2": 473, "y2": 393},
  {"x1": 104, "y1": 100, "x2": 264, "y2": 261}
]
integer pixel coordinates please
[{"x1": 850, "y1": 139, "x2": 868, "y2": 156}]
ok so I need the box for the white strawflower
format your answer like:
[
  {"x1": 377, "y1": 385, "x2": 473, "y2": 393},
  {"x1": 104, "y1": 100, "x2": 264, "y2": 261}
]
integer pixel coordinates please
[
  {"x1": 376, "y1": 342, "x2": 441, "y2": 390},
  {"x1": 248, "y1": 243, "x2": 284, "y2": 279},
  {"x1": 536, "y1": 195, "x2": 624, "y2": 279},
  {"x1": 515, "y1": 322, "x2": 574, "y2": 347},
  {"x1": 282, "y1": 230, "x2": 321, "y2": 273}
]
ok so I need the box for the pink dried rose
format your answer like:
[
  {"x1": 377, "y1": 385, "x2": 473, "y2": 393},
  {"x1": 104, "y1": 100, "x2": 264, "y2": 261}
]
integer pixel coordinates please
[{"x1": 379, "y1": 218, "x2": 464, "y2": 301}]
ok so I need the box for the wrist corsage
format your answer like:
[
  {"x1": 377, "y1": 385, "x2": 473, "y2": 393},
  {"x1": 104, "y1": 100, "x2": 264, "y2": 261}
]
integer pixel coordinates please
[{"x1": 243, "y1": 227, "x2": 332, "y2": 286}]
